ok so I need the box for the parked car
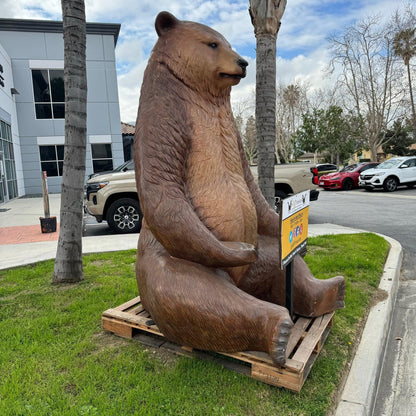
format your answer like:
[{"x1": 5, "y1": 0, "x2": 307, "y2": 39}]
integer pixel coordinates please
[
  {"x1": 316, "y1": 163, "x2": 338, "y2": 177},
  {"x1": 85, "y1": 169, "x2": 142, "y2": 233},
  {"x1": 359, "y1": 156, "x2": 416, "y2": 192},
  {"x1": 319, "y1": 162, "x2": 380, "y2": 191},
  {"x1": 85, "y1": 162, "x2": 319, "y2": 234}
]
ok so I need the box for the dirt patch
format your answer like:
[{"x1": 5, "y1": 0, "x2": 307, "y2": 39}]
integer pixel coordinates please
[
  {"x1": 89, "y1": 260, "x2": 115, "y2": 267},
  {"x1": 92, "y1": 331, "x2": 179, "y2": 371},
  {"x1": 92, "y1": 331, "x2": 129, "y2": 351},
  {"x1": 64, "y1": 383, "x2": 78, "y2": 396},
  {"x1": 370, "y1": 288, "x2": 389, "y2": 307},
  {"x1": 145, "y1": 346, "x2": 179, "y2": 371}
]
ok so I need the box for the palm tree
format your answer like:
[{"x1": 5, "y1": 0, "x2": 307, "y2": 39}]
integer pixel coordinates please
[
  {"x1": 283, "y1": 84, "x2": 300, "y2": 161},
  {"x1": 53, "y1": 0, "x2": 87, "y2": 283},
  {"x1": 393, "y1": 28, "x2": 416, "y2": 137},
  {"x1": 249, "y1": 0, "x2": 287, "y2": 207}
]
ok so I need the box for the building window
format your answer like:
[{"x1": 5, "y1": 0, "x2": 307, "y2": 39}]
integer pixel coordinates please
[
  {"x1": 0, "y1": 120, "x2": 18, "y2": 201},
  {"x1": 91, "y1": 143, "x2": 113, "y2": 173},
  {"x1": 39, "y1": 145, "x2": 64, "y2": 177},
  {"x1": 31, "y1": 69, "x2": 65, "y2": 119}
]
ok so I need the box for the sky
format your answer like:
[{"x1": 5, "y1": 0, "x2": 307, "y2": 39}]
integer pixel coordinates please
[{"x1": 2, "y1": 0, "x2": 408, "y2": 123}]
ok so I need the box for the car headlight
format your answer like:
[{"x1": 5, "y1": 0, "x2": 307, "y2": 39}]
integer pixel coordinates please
[
  {"x1": 86, "y1": 181, "x2": 108, "y2": 200},
  {"x1": 332, "y1": 176, "x2": 341, "y2": 180},
  {"x1": 87, "y1": 181, "x2": 108, "y2": 192},
  {"x1": 372, "y1": 172, "x2": 385, "y2": 176}
]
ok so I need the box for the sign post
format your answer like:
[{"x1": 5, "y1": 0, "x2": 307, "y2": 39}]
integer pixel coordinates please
[
  {"x1": 39, "y1": 171, "x2": 57, "y2": 233},
  {"x1": 280, "y1": 191, "x2": 310, "y2": 318},
  {"x1": 41, "y1": 171, "x2": 50, "y2": 218}
]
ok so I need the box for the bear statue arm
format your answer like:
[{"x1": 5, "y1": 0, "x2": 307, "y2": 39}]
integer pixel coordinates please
[
  {"x1": 136, "y1": 101, "x2": 257, "y2": 268},
  {"x1": 138, "y1": 160, "x2": 257, "y2": 268},
  {"x1": 237, "y1": 134, "x2": 281, "y2": 237}
]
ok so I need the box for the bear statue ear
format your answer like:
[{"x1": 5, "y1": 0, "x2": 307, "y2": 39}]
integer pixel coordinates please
[{"x1": 155, "y1": 11, "x2": 180, "y2": 37}]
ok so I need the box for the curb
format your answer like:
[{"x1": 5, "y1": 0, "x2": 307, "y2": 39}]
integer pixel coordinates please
[{"x1": 335, "y1": 234, "x2": 403, "y2": 416}]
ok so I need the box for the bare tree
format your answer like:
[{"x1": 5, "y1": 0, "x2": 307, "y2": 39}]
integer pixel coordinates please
[
  {"x1": 390, "y1": 3, "x2": 416, "y2": 141},
  {"x1": 234, "y1": 114, "x2": 244, "y2": 139},
  {"x1": 393, "y1": 27, "x2": 416, "y2": 137},
  {"x1": 243, "y1": 115, "x2": 257, "y2": 164},
  {"x1": 231, "y1": 91, "x2": 255, "y2": 123},
  {"x1": 249, "y1": 0, "x2": 287, "y2": 206},
  {"x1": 328, "y1": 15, "x2": 403, "y2": 161},
  {"x1": 53, "y1": 0, "x2": 87, "y2": 283}
]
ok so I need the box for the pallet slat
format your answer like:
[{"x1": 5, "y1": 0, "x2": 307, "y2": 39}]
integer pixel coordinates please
[
  {"x1": 286, "y1": 317, "x2": 311, "y2": 357},
  {"x1": 102, "y1": 308, "x2": 160, "y2": 335},
  {"x1": 292, "y1": 313, "x2": 333, "y2": 364},
  {"x1": 114, "y1": 296, "x2": 142, "y2": 311},
  {"x1": 129, "y1": 305, "x2": 145, "y2": 315},
  {"x1": 102, "y1": 297, "x2": 334, "y2": 392}
]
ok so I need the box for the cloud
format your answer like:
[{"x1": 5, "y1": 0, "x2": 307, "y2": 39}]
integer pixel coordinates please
[
  {"x1": 115, "y1": 38, "x2": 146, "y2": 74},
  {"x1": 1, "y1": 0, "x2": 62, "y2": 19},
  {"x1": 117, "y1": 59, "x2": 148, "y2": 123},
  {"x1": 4, "y1": 0, "x2": 412, "y2": 122}
]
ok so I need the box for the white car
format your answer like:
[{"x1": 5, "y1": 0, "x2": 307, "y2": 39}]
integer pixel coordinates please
[{"x1": 359, "y1": 156, "x2": 416, "y2": 192}]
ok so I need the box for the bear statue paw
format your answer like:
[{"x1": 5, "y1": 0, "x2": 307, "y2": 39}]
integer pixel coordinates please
[{"x1": 270, "y1": 318, "x2": 293, "y2": 367}]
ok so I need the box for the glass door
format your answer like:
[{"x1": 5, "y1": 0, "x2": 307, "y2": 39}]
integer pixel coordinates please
[{"x1": 0, "y1": 152, "x2": 7, "y2": 204}]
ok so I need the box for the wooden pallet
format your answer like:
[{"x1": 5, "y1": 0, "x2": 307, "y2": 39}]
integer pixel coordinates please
[{"x1": 102, "y1": 296, "x2": 334, "y2": 392}]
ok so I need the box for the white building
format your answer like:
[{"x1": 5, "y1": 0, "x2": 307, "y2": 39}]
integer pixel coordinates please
[{"x1": 0, "y1": 18, "x2": 124, "y2": 202}]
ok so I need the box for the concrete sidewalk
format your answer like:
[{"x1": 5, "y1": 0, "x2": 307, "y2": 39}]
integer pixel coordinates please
[
  {"x1": 0, "y1": 195, "x2": 403, "y2": 416},
  {"x1": 0, "y1": 194, "x2": 139, "y2": 269}
]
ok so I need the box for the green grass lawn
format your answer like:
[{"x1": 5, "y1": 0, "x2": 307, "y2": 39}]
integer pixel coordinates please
[{"x1": 0, "y1": 233, "x2": 389, "y2": 416}]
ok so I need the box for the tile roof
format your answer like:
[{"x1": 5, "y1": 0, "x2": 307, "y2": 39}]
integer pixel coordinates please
[{"x1": 121, "y1": 122, "x2": 135, "y2": 135}]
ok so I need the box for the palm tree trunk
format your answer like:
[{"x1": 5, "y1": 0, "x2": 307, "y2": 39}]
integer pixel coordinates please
[
  {"x1": 53, "y1": 0, "x2": 87, "y2": 283},
  {"x1": 256, "y1": 33, "x2": 277, "y2": 206},
  {"x1": 407, "y1": 63, "x2": 416, "y2": 139},
  {"x1": 249, "y1": 0, "x2": 287, "y2": 207}
]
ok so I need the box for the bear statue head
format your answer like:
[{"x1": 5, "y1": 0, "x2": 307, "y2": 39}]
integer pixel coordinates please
[{"x1": 152, "y1": 11, "x2": 248, "y2": 97}]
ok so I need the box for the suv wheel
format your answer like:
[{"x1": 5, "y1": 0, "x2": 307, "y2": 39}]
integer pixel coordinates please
[
  {"x1": 383, "y1": 176, "x2": 398, "y2": 192},
  {"x1": 107, "y1": 198, "x2": 143, "y2": 233}
]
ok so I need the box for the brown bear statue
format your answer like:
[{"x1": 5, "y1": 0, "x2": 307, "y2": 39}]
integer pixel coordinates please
[{"x1": 134, "y1": 11, "x2": 345, "y2": 366}]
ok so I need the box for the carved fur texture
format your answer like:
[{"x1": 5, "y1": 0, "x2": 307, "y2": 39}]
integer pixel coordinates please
[{"x1": 134, "y1": 12, "x2": 345, "y2": 366}]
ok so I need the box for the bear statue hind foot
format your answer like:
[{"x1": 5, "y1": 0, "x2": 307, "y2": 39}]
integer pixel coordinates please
[
  {"x1": 269, "y1": 317, "x2": 293, "y2": 367},
  {"x1": 296, "y1": 275, "x2": 346, "y2": 318},
  {"x1": 325, "y1": 275, "x2": 346, "y2": 313}
]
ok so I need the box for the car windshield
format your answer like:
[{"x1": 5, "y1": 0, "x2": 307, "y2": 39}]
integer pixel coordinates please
[
  {"x1": 376, "y1": 159, "x2": 403, "y2": 169},
  {"x1": 113, "y1": 160, "x2": 134, "y2": 172},
  {"x1": 340, "y1": 164, "x2": 358, "y2": 172}
]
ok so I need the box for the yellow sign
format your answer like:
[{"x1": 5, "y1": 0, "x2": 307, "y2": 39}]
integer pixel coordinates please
[{"x1": 280, "y1": 191, "x2": 310, "y2": 268}]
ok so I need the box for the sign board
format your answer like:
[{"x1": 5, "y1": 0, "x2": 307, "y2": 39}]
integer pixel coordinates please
[{"x1": 280, "y1": 190, "x2": 310, "y2": 269}]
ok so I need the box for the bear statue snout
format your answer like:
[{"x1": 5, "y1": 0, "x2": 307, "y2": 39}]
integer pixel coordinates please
[
  {"x1": 237, "y1": 58, "x2": 248, "y2": 69},
  {"x1": 237, "y1": 58, "x2": 248, "y2": 74}
]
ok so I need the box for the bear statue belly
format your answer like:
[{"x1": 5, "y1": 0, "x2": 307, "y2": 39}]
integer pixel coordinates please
[{"x1": 186, "y1": 108, "x2": 258, "y2": 247}]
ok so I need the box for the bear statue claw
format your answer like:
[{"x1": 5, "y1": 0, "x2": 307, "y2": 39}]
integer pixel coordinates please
[{"x1": 270, "y1": 318, "x2": 293, "y2": 367}]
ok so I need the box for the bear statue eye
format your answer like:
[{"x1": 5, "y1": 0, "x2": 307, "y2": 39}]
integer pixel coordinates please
[{"x1": 208, "y1": 42, "x2": 218, "y2": 49}]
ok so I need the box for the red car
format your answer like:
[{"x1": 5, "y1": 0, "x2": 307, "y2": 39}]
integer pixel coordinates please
[{"x1": 319, "y1": 162, "x2": 380, "y2": 190}]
